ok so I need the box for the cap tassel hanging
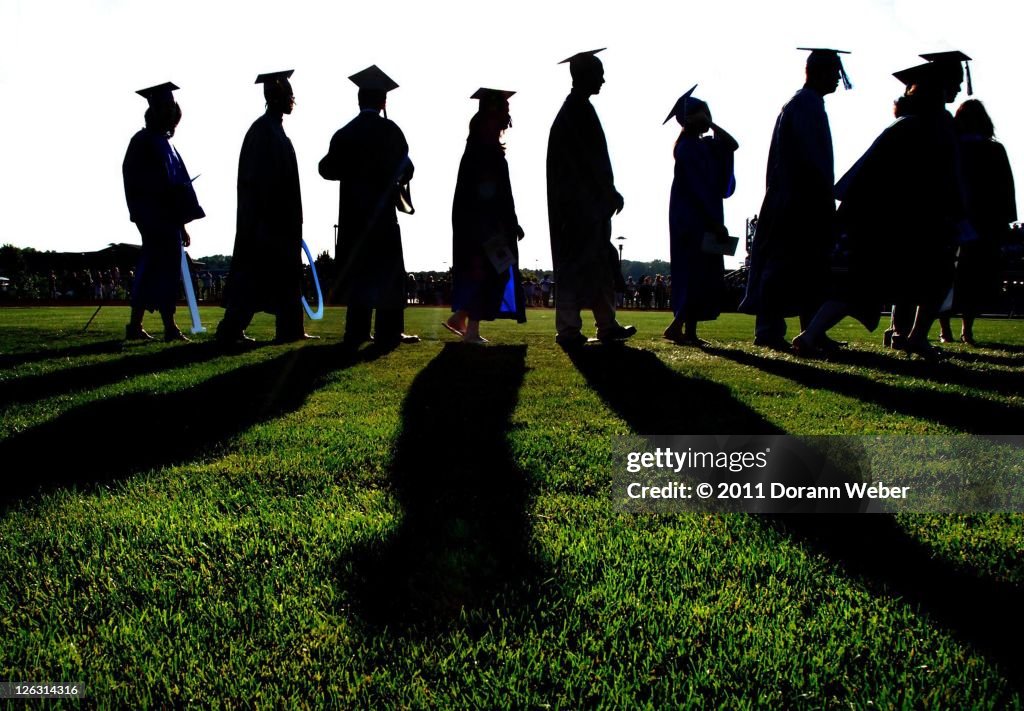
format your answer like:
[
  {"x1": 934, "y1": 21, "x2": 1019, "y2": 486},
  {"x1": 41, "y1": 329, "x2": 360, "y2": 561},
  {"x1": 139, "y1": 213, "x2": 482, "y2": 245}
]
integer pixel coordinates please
[
  {"x1": 964, "y1": 60, "x2": 973, "y2": 95},
  {"x1": 839, "y1": 61, "x2": 853, "y2": 90}
]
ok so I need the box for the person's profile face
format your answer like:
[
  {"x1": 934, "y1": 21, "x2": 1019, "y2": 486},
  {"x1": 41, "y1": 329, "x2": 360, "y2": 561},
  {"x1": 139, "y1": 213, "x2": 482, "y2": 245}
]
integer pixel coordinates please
[
  {"x1": 269, "y1": 80, "x2": 295, "y2": 114},
  {"x1": 944, "y1": 78, "x2": 962, "y2": 103},
  {"x1": 574, "y1": 58, "x2": 605, "y2": 95}
]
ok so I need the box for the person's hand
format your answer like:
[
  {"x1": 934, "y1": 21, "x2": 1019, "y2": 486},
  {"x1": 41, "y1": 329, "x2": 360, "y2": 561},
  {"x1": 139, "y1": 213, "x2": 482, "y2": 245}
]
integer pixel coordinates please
[
  {"x1": 612, "y1": 191, "x2": 624, "y2": 215},
  {"x1": 515, "y1": 224, "x2": 525, "y2": 241},
  {"x1": 712, "y1": 223, "x2": 729, "y2": 240},
  {"x1": 181, "y1": 228, "x2": 191, "y2": 248}
]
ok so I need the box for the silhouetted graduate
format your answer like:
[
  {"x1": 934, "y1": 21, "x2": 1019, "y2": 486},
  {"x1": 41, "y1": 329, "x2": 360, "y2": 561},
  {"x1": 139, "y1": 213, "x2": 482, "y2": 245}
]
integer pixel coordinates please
[
  {"x1": 319, "y1": 65, "x2": 419, "y2": 347},
  {"x1": 445, "y1": 89, "x2": 526, "y2": 344},
  {"x1": 794, "y1": 60, "x2": 967, "y2": 361},
  {"x1": 739, "y1": 48, "x2": 850, "y2": 350},
  {"x1": 217, "y1": 70, "x2": 314, "y2": 345},
  {"x1": 885, "y1": 50, "x2": 972, "y2": 346},
  {"x1": 547, "y1": 48, "x2": 635, "y2": 347},
  {"x1": 122, "y1": 82, "x2": 204, "y2": 342},
  {"x1": 938, "y1": 99, "x2": 1016, "y2": 345},
  {"x1": 662, "y1": 85, "x2": 738, "y2": 345}
]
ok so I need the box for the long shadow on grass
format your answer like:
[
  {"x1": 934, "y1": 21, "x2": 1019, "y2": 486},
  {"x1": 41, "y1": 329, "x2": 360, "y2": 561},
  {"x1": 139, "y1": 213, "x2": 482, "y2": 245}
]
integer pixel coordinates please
[
  {"x1": 705, "y1": 345, "x2": 1023, "y2": 434},
  {"x1": 0, "y1": 342, "x2": 383, "y2": 511},
  {"x1": 0, "y1": 341, "x2": 243, "y2": 406},
  {"x1": 339, "y1": 343, "x2": 542, "y2": 632},
  {"x1": 806, "y1": 347, "x2": 1024, "y2": 398},
  {"x1": 569, "y1": 345, "x2": 1023, "y2": 691},
  {"x1": 0, "y1": 338, "x2": 126, "y2": 369},
  {"x1": 946, "y1": 348, "x2": 1024, "y2": 369},
  {"x1": 768, "y1": 515, "x2": 1024, "y2": 694},
  {"x1": 565, "y1": 344, "x2": 782, "y2": 434}
]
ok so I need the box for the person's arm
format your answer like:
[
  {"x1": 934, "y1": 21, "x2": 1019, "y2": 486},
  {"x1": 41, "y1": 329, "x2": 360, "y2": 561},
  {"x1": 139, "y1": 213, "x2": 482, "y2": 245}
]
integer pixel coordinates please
[
  {"x1": 318, "y1": 131, "x2": 344, "y2": 181},
  {"x1": 709, "y1": 122, "x2": 739, "y2": 152}
]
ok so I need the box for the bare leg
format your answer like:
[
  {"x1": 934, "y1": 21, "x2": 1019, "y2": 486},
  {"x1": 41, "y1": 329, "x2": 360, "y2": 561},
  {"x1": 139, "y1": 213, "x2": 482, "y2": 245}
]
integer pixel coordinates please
[
  {"x1": 939, "y1": 316, "x2": 954, "y2": 343},
  {"x1": 463, "y1": 318, "x2": 487, "y2": 344},
  {"x1": 664, "y1": 316, "x2": 684, "y2": 340},
  {"x1": 128, "y1": 305, "x2": 145, "y2": 330},
  {"x1": 447, "y1": 309, "x2": 468, "y2": 333},
  {"x1": 801, "y1": 301, "x2": 848, "y2": 345},
  {"x1": 684, "y1": 318, "x2": 698, "y2": 340},
  {"x1": 961, "y1": 314, "x2": 976, "y2": 345}
]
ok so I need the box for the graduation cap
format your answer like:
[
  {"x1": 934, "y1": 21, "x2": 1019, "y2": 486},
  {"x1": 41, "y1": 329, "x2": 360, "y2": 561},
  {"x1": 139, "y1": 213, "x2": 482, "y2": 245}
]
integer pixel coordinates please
[
  {"x1": 136, "y1": 82, "x2": 179, "y2": 106},
  {"x1": 663, "y1": 83, "x2": 698, "y2": 125},
  {"x1": 471, "y1": 88, "x2": 515, "y2": 110},
  {"x1": 558, "y1": 48, "x2": 606, "y2": 79},
  {"x1": 255, "y1": 69, "x2": 294, "y2": 85},
  {"x1": 797, "y1": 47, "x2": 852, "y2": 89},
  {"x1": 348, "y1": 65, "x2": 399, "y2": 93},
  {"x1": 919, "y1": 50, "x2": 973, "y2": 95},
  {"x1": 892, "y1": 61, "x2": 945, "y2": 88},
  {"x1": 558, "y1": 48, "x2": 606, "y2": 65}
]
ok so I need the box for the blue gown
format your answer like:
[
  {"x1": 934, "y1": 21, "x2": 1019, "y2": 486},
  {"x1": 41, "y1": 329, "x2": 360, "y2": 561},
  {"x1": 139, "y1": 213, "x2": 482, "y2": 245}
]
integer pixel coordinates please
[
  {"x1": 669, "y1": 134, "x2": 736, "y2": 321},
  {"x1": 451, "y1": 140, "x2": 525, "y2": 323},
  {"x1": 122, "y1": 128, "x2": 204, "y2": 312}
]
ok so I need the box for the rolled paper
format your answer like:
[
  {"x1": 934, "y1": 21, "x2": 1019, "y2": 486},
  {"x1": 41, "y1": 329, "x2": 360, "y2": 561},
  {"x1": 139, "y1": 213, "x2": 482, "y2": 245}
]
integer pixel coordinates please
[
  {"x1": 180, "y1": 245, "x2": 207, "y2": 334},
  {"x1": 301, "y1": 239, "x2": 324, "y2": 320}
]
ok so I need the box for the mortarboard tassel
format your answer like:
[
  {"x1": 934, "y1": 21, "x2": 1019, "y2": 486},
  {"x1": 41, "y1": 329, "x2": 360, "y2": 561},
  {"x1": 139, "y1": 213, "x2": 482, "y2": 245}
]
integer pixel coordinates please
[
  {"x1": 839, "y1": 63, "x2": 853, "y2": 90},
  {"x1": 964, "y1": 60, "x2": 973, "y2": 96}
]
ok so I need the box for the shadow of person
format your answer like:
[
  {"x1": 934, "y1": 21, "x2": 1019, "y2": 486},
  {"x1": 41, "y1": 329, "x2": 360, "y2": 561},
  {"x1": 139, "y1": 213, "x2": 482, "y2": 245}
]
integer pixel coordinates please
[
  {"x1": 0, "y1": 340, "x2": 247, "y2": 407},
  {"x1": 790, "y1": 345, "x2": 1024, "y2": 399},
  {"x1": 338, "y1": 343, "x2": 541, "y2": 632},
  {"x1": 0, "y1": 338, "x2": 126, "y2": 369},
  {"x1": 564, "y1": 344, "x2": 781, "y2": 434},
  {"x1": 943, "y1": 347, "x2": 1024, "y2": 369},
  {"x1": 569, "y1": 344, "x2": 1023, "y2": 691},
  {"x1": 768, "y1": 515, "x2": 1024, "y2": 695},
  {"x1": 0, "y1": 342, "x2": 377, "y2": 511},
  {"x1": 704, "y1": 344, "x2": 1024, "y2": 434}
]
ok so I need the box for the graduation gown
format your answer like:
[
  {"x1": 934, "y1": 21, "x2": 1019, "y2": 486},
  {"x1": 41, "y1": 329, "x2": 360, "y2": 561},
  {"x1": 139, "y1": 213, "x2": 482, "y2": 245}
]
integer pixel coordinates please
[
  {"x1": 951, "y1": 134, "x2": 1017, "y2": 313},
  {"x1": 546, "y1": 90, "x2": 620, "y2": 300},
  {"x1": 831, "y1": 105, "x2": 964, "y2": 328},
  {"x1": 223, "y1": 112, "x2": 303, "y2": 315},
  {"x1": 669, "y1": 133, "x2": 736, "y2": 322},
  {"x1": 319, "y1": 110, "x2": 413, "y2": 309},
  {"x1": 740, "y1": 88, "x2": 834, "y2": 316},
  {"x1": 451, "y1": 140, "x2": 526, "y2": 323},
  {"x1": 122, "y1": 127, "x2": 204, "y2": 311}
]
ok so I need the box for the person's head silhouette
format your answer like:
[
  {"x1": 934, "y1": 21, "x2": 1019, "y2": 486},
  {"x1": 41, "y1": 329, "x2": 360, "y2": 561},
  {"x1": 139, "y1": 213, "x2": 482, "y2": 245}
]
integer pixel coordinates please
[
  {"x1": 559, "y1": 48, "x2": 606, "y2": 96},
  {"x1": 799, "y1": 48, "x2": 852, "y2": 97},
  {"x1": 137, "y1": 82, "x2": 181, "y2": 137},
  {"x1": 919, "y1": 51, "x2": 972, "y2": 102},
  {"x1": 256, "y1": 70, "x2": 295, "y2": 115},
  {"x1": 469, "y1": 88, "x2": 515, "y2": 141},
  {"x1": 349, "y1": 65, "x2": 399, "y2": 116}
]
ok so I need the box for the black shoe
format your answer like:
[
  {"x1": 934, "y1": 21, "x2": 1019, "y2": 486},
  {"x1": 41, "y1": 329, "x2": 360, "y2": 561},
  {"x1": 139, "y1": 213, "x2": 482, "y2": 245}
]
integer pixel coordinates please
[
  {"x1": 753, "y1": 335, "x2": 791, "y2": 351},
  {"x1": 904, "y1": 340, "x2": 945, "y2": 364},
  {"x1": 817, "y1": 334, "x2": 847, "y2": 355},
  {"x1": 597, "y1": 325, "x2": 637, "y2": 343},
  {"x1": 274, "y1": 333, "x2": 321, "y2": 344},
  {"x1": 164, "y1": 328, "x2": 191, "y2": 343},
  {"x1": 216, "y1": 329, "x2": 256, "y2": 344},
  {"x1": 556, "y1": 333, "x2": 588, "y2": 348},
  {"x1": 125, "y1": 324, "x2": 155, "y2": 341},
  {"x1": 791, "y1": 333, "x2": 821, "y2": 358},
  {"x1": 374, "y1": 333, "x2": 420, "y2": 347}
]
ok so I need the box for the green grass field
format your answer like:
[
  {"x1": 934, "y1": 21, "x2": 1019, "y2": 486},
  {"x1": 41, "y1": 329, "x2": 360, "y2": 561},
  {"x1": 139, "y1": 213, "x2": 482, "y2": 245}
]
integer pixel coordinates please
[{"x1": 1, "y1": 306, "x2": 1022, "y2": 708}]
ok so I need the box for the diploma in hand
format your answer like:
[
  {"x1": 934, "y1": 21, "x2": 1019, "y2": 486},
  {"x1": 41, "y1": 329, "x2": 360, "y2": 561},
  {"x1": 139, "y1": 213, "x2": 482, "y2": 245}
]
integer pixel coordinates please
[{"x1": 702, "y1": 231, "x2": 739, "y2": 256}]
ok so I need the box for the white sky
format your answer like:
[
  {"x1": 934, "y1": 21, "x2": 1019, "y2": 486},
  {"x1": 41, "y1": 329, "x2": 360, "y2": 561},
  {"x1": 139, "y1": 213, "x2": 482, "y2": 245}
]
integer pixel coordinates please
[{"x1": 1, "y1": 0, "x2": 1020, "y2": 271}]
